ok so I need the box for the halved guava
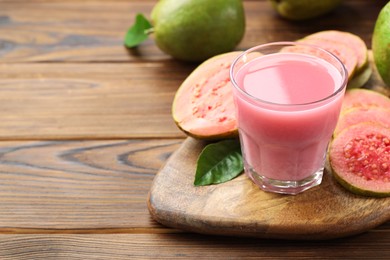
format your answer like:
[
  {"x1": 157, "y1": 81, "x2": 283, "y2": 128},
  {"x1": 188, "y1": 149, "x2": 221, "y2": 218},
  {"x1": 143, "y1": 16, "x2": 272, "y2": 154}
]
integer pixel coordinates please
[
  {"x1": 341, "y1": 88, "x2": 390, "y2": 112},
  {"x1": 172, "y1": 52, "x2": 241, "y2": 140},
  {"x1": 334, "y1": 107, "x2": 390, "y2": 137},
  {"x1": 305, "y1": 30, "x2": 368, "y2": 73},
  {"x1": 329, "y1": 123, "x2": 390, "y2": 197}
]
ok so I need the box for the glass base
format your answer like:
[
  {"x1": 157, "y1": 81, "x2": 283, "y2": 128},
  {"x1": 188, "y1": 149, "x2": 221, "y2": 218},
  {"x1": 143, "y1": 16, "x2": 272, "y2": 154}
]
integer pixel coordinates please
[{"x1": 246, "y1": 166, "x2": 323, "y2": 195}]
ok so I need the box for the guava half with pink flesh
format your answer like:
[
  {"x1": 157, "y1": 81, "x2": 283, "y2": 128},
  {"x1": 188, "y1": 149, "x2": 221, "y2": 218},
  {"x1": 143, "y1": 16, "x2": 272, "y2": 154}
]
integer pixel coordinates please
[
  {"x1": 172, "y1": 52, "x2": 241, "y2": 140},
  {"x1": 341, "y1": 89, "x2": 390, "y2": 112},
  {"x1": 334, "y1": 107, "x2": 390, "y2": 137},
  {"x1": 329, "y1": 123, "x2": 390, "y2": 197}
]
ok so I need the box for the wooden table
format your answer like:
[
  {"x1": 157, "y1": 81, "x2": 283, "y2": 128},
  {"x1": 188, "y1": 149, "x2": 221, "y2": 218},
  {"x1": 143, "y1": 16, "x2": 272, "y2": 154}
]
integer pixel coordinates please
[{"x1": 0, "y1": 0, "x2": 389, "y2": 258}]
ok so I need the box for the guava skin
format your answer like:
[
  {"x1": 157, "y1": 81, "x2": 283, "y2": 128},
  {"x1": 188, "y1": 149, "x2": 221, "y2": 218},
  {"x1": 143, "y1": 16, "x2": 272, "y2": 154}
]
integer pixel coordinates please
[
  {"x1": 347, "y1": 64, "x2": 371, "y2": 89},
  {"x1": 151, "y1": 0, "x2": 245, "y2": 62},
  {"x1": 372, "y1": 1, "x2": 390, "y2": 87},
  {"x1": 268, "y1": 0, "x2": 342, "y2": 20}
]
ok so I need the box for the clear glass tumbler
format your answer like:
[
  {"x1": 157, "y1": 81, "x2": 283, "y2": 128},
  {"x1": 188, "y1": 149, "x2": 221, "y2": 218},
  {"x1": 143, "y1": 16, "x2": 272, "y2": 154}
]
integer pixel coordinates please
[{"x1": 230, "y1": 42, "x2": 348, "y2": 195}]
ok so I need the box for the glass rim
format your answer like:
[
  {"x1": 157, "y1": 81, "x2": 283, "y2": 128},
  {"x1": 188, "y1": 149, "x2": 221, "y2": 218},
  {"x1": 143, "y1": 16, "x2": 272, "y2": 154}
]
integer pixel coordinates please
[{"x1": 229, "y1": 41, "x2": 348, "y2": 107}]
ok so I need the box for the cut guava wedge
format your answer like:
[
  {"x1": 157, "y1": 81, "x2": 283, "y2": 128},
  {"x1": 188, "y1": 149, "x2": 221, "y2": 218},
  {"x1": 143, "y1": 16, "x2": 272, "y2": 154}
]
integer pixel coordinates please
[
  {"x1": 334, "y1": 107, "x2": 390, "y2": 137},
  {"x1": 329, "y1": 123, "x2": 390, "y2": 197},
  {"x1": 341, "y1": 88, "x2": 390, "y2": 112},
  {"x1": 283, "y1": 38, "x2": 357, "y2": 80},
  {"x1": 297, "y1": 37, "x2": 358, "y2": 79},
  {"x1": 305, "y1": 30, "x2": 368, "y2": 73},
  {"x1": 172, "y1": 52, "x2": 241, "y2": 140}
]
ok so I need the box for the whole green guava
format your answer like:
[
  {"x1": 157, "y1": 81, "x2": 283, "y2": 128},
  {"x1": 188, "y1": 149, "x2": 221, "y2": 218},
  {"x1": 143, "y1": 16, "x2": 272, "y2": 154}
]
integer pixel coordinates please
[
  {"x1": 268, "y1": 0, "x2": 342, "y2": 20},
  {"x1": 151, "y1": 0, "x2": 245, "y2": 62},
  {"x1": 372, "y1": 1, "x2": 390, "y2": 87}
]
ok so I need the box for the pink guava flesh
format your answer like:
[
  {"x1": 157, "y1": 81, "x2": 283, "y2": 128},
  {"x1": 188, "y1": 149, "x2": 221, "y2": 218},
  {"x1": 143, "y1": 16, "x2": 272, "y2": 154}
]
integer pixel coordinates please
[
  {"x1": 330, "y1": 123, "x2": 390, "y2": 196},
  {"x1": 298, "y1": 38, "x2": 358, "y2": 79},
  {"x1": 341, "y1": 89, "x2": 390, "y2": 112},
  {"x1": 172, "y1": 52, "x2": 241, "y2": 139},
  {"x1": 334, "y1": 107, "x2": 390, "y2": 136},
  {"x1": 305, "y1": 30, "x2": 368, "y2": 72},
  {"x1": 282, "y1": 39, "x2": 356, "y2": 80}
]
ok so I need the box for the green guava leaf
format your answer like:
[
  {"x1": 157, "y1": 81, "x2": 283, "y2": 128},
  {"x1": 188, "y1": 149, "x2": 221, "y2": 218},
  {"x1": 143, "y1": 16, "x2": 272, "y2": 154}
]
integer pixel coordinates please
[
  {"x1": 194, "y1": 139, "x2": 244, "y2": 186},
  {"x1": 124, "y1": 13, "x2": 152, "y2": 48}
]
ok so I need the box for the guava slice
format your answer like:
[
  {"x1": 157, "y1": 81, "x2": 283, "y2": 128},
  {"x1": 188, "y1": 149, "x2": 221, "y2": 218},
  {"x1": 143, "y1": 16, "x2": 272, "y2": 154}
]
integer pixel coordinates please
[
  {"x1": 297, "y1": 38, "x2": 358, "y2": 79},
  {"x1": 172, "y1": 52, "x2": 241, "y2": 140},
  {"x1": 329, "y1": 123, "x2": 390, "y2": 197},
  {"x1": 341, "y1": 89, "x2": 390, "y2": 112},
  {"x1": 305, "y1": 30, "x2": 368, "y2": 73},
  {"x1": 283, "y1": 38, "x2": 357, "y2": 80},
  {"x1": 334, "y1": 107, "x2": 390, "y2": 137}
]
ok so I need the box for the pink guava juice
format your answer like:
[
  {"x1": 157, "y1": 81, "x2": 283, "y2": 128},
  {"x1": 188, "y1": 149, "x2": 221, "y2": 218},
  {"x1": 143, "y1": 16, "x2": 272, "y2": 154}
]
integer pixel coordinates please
[{"x1": 231, "y1": 47, "x2": 347, "y2": 193}]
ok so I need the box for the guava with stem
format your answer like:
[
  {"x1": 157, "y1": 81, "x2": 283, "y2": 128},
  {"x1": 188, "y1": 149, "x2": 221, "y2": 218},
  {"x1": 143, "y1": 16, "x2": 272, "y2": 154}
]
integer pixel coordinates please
[{"x1": 125, "y1": 0, "x2": 245, "y2": 62}]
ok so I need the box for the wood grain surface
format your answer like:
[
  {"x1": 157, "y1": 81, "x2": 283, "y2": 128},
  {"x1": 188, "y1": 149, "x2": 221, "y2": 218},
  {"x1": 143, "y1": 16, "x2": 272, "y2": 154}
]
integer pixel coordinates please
[
  {"x1": 0, "y1": 232, "x2": 389, "y2": 259},
  {"x1": 1, "y1": 0, "x2": 390, "y2": 258},
  {"x1": 0, "y1": 139, "x2": 181, "y2": 231},
  {"x1": 0, "y1": 62, "x2": 191, "y2": 139},
  {"x1": 0, "y1": 0, "x2": 386, "y2": 63}
]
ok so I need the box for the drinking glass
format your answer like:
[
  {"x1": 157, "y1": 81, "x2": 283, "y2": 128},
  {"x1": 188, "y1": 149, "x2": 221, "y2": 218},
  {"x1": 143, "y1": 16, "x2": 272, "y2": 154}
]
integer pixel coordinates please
[{"x1": 230, "y1": 42, "x2": 348, "y2": 195}]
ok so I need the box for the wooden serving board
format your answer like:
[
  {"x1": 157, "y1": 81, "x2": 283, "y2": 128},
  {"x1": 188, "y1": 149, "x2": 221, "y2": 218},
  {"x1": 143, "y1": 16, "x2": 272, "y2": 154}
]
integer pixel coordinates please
[
  {"x1": 148, "y1": 138, "x2": 390, "y2": 240},
  {"x1": 148, "y1": 53, "x2": 390, "y2": 240}
]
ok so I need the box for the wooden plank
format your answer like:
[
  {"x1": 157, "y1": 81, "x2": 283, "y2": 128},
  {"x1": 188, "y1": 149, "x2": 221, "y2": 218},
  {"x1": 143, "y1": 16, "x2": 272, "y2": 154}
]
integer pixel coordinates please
[
  {"x1": 0, "y1": 62, "x2": 193, "y2": 139},
  {"x1": 0, "y1": 0, "x2": 163, "y2": 62},
  {"x1": 0, "y1": 232, "x2": 389, "y2": 259},
  {"x1": 0, "y1": 0, "x2": 384, "y2": 62},
  {"x1": 0, "y1": 139, "x2": 182, "y2": 230}
]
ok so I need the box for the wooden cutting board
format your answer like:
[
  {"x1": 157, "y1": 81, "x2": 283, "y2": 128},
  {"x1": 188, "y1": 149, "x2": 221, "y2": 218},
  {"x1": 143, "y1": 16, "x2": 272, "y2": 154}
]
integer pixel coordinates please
[{"x1": 148, "y1": 53, "x2": 390, "y2": 240}]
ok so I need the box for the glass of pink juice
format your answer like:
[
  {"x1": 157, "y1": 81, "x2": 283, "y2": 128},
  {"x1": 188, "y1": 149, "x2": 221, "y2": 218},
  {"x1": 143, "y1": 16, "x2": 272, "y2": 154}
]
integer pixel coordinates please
[{"x1": 230, "y1": 42, "x2": 348, "y2": 195}]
